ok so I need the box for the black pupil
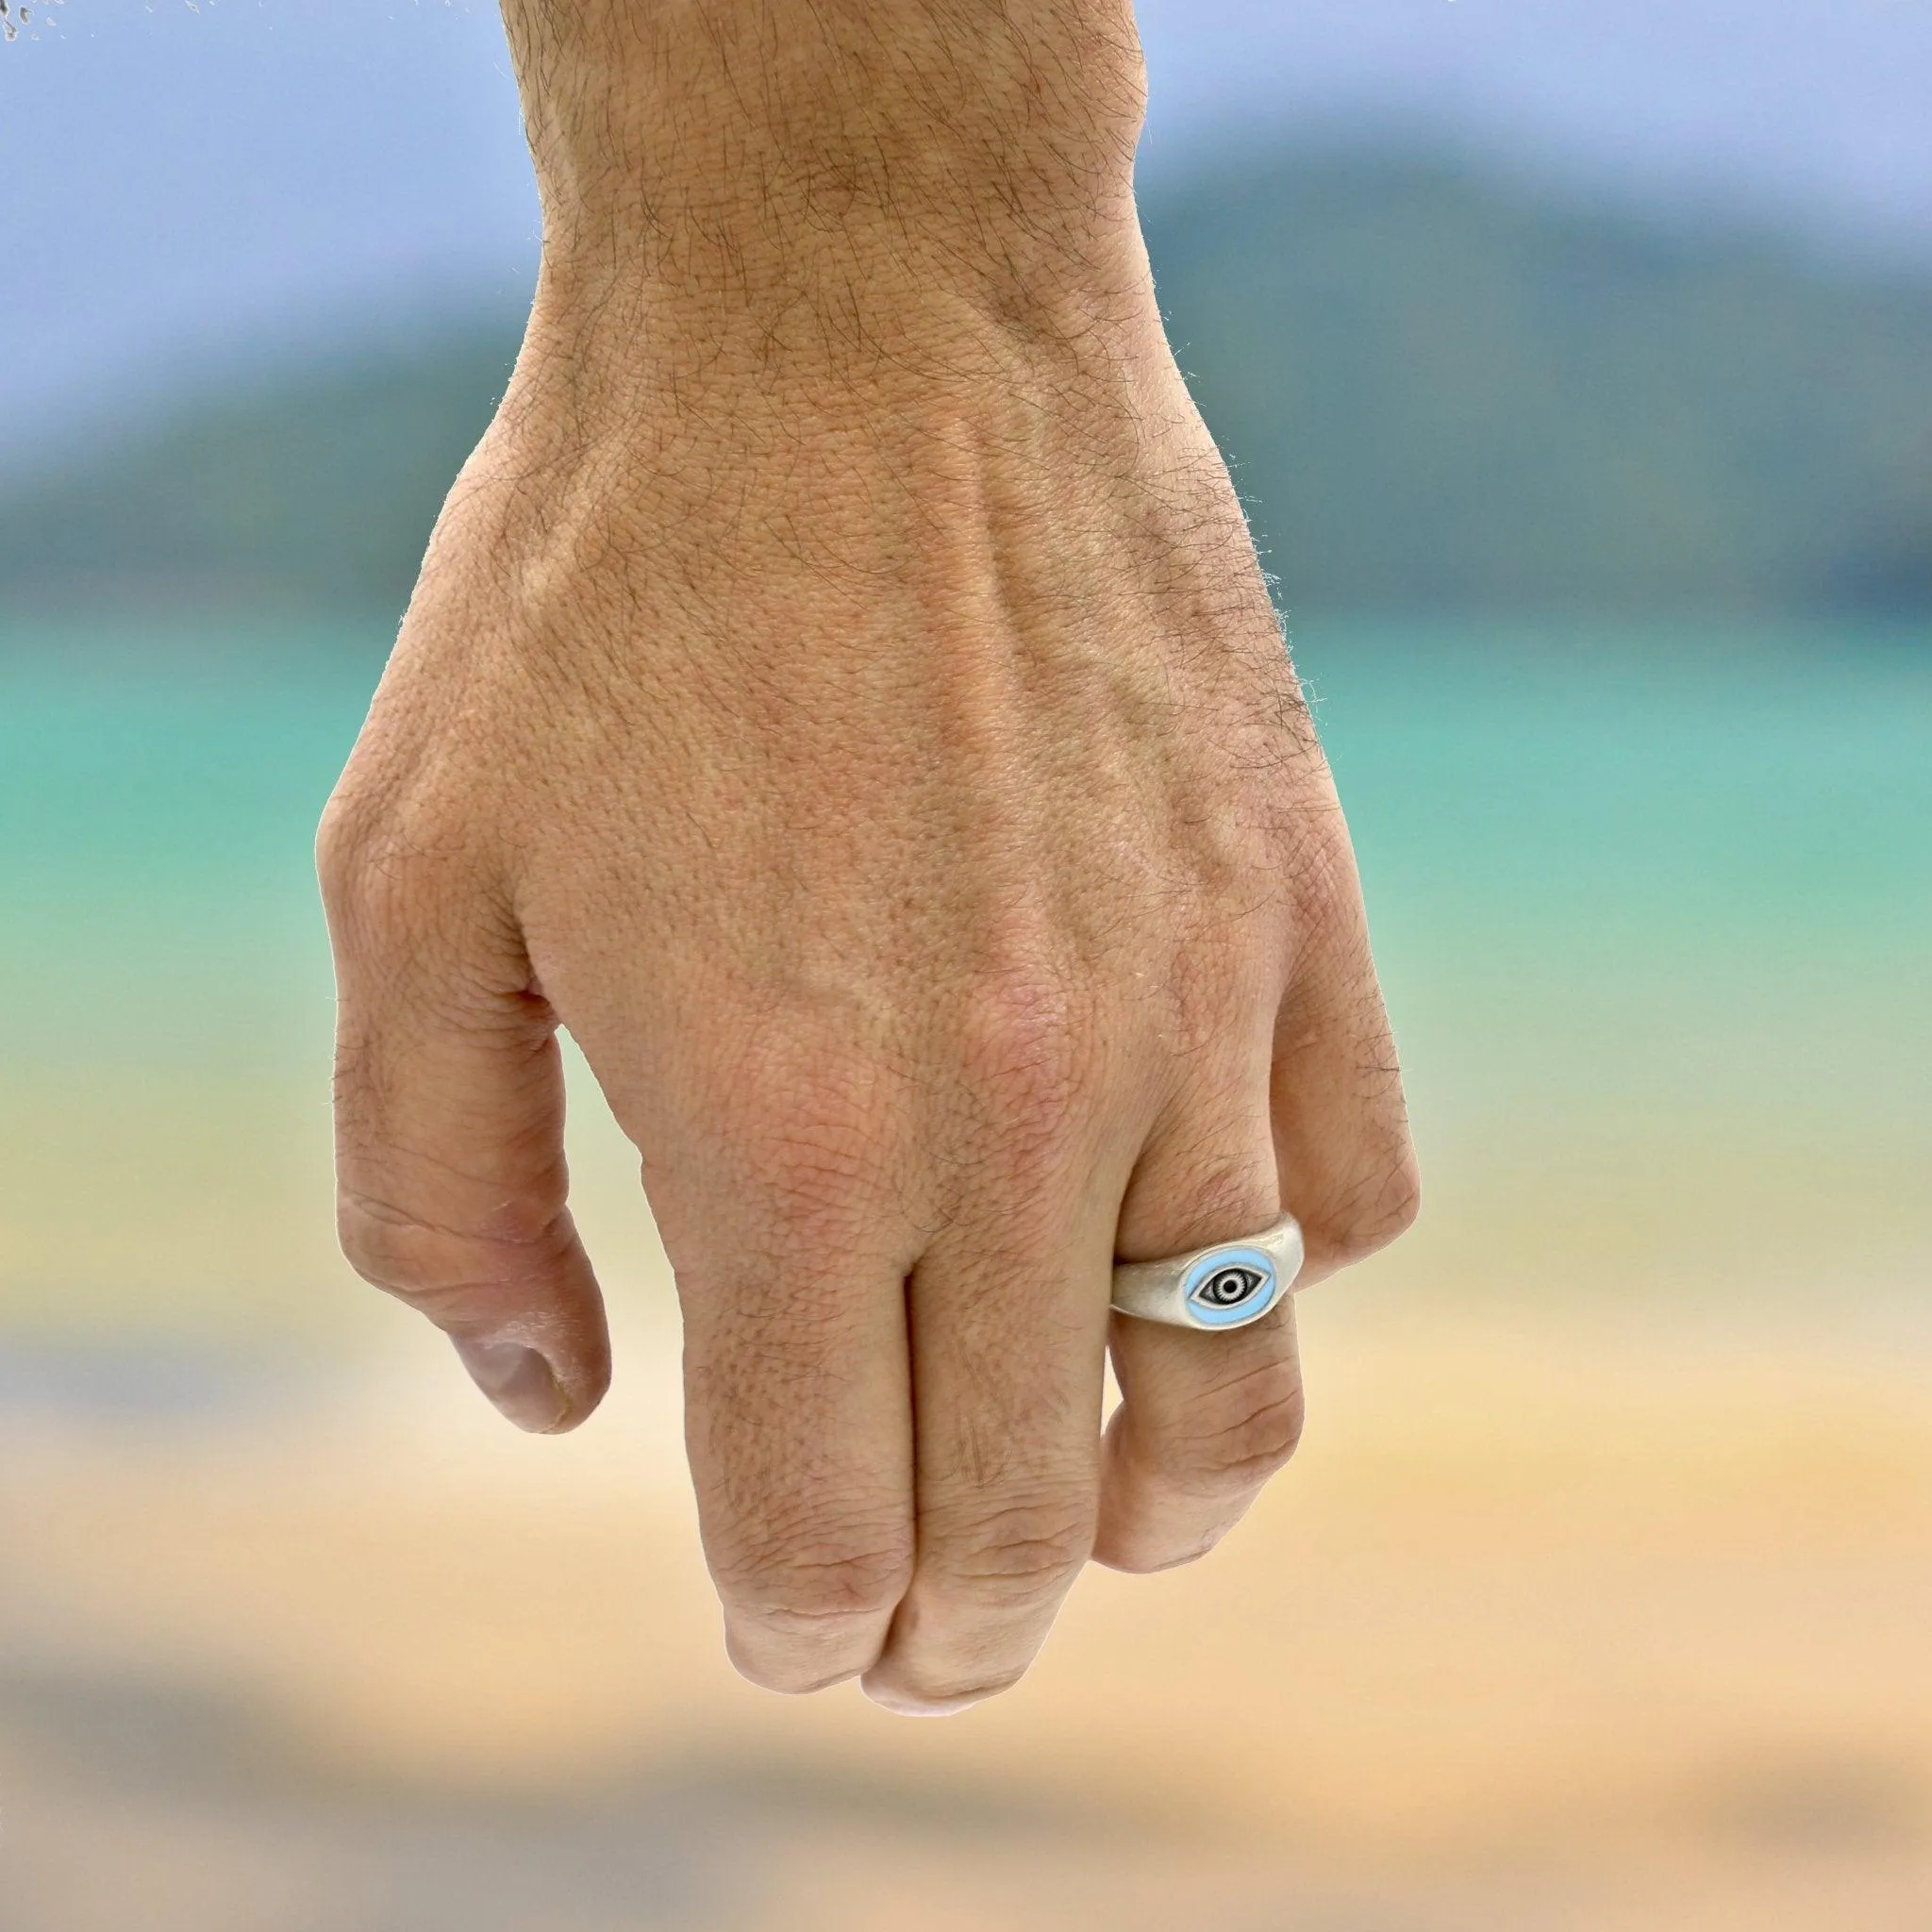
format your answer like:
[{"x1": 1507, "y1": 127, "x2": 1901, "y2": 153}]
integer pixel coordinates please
[{"x1": 1200, "y1": 1267, "x2": 1262, "y2": 1307}]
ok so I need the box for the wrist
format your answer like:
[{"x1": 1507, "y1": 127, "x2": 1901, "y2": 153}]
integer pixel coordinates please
[{"x1": 500, "y1": 0, "x2": 1151, "y2": 354}]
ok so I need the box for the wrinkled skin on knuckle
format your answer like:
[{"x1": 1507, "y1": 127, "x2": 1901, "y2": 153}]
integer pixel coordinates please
[
  {"x1": 319, "y1": 773, "x2": 522, "y2": 984},
  {"x1": 920, "y1": 1491, "x2": 1097, "y2": 1607},
  {"x1": 872, "y1": 1657, "x2": 1032, "y2": 1712},
  {"x1": 1268, "y1": 811, "x2": 1370, "y2": 984},
  {"x1": 1305, "y1": 1140, "x2": 1424, "y2": 1276},
  {"x1": 708, "y1": 1513, "x2": 914, "y2": 1636},
  {"x1": 1155, "y1": 1351, "x2": 1307, "y2": 1500},
  {"x1": 334, "y1": 1187, "x2": 575, "y2": 1312},
  {"x1": 935, "y1": 958, "x2": 1124, "y2": 1211},
  {"x1": 315, "y1": 792, "x2": 432, "y2": 952},
  {"x1": 334, "y1": 1190, "x2": 428, "y2": 1299},
  {"x1": 953, "y1": 965, "x2": 1091, "y2": 1131},
  {"x1": 1145, "y1": 893, "x2": 1277, "y2": 1072},
  {"x1": 1157, "y1": 1142, "x2": 1283, "y2": 1246}
]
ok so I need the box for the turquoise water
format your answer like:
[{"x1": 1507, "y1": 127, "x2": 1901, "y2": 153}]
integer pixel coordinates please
[
  {"x1": 0, "y1": 630, "x2": 376, "y2": 1070},
  {"x1": 2, "y1": 620, "x2": 1927, "y2": 1328},
  {"x1": 1305, "y1": 628, "x2": 1932, "y2": 1120}
]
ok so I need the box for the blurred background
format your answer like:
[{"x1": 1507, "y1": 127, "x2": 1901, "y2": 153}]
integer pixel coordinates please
[{"x1": 2, "y1": 2, "x2": 1928, "y2": 1926}]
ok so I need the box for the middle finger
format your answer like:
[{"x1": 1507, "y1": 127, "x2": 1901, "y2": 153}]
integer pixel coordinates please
[{"x1": 859, "y1": 1130, "x2": 1125, "y2": 1715}]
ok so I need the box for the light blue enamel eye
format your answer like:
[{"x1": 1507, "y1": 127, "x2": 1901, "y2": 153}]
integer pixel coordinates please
[{"x1": 1184, "y1": 1251, "x2": 1278, "y2": 1326}]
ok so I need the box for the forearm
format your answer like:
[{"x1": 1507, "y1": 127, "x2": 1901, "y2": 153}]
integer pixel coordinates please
[{"x1": 499, "y1": 0, "x2": 1154, "y2": 369}]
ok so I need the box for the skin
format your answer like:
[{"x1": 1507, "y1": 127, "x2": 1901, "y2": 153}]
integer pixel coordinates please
[{"x1": 318, "y1": 0, "x2": 1419, "y2": 1717}]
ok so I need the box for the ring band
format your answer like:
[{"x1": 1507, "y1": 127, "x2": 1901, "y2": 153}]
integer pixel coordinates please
[{"x1": 1110, "y1": 1213, "x2": 1304, "y2": 1333}]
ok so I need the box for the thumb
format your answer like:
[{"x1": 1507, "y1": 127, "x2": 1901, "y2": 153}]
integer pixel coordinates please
[{"x1": 322, "y1": 831, "x2": 610, "y2": 1433}]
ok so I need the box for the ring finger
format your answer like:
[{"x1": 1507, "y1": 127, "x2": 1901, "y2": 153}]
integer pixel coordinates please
[{"x1": 1095, "y1": 1078, "x2": 1301, "y2": 1575}]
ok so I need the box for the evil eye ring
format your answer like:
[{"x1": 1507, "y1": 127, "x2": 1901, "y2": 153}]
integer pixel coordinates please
[{"x1": 1109, "y1": 1214, "x2": 1305, "y2": 1333}]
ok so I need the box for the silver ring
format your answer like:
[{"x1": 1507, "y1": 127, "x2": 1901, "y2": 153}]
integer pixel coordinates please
[{"x1": 1110, "y1": 1213, "x2": 1304, "y2": 1333}]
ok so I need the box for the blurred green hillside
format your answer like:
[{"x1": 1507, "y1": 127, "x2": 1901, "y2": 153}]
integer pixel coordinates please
[
  {"x1": 1149, "y1": 153, "x2": 1932, "y2": 615},
  {"x1": 0, "y1": 323, "x2": 522, "y2": 620},
  {"x1": 4, "y1": 149, "x2": 1930, "y2": 618}
]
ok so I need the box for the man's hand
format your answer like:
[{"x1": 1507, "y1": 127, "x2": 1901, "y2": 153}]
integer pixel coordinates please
[{"x1": 318, "y1": 0, "x2": 1417, "y2": 1715}]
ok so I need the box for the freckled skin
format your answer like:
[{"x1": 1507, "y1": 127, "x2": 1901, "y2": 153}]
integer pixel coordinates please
[{"x1": 319, "y1": 0, "x2": 1419, "y2": 1716}]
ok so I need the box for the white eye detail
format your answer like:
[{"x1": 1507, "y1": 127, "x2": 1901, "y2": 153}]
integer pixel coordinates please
[{"x1": 1190, "y1": 1264, "x2": 1268, "y2": 1314}]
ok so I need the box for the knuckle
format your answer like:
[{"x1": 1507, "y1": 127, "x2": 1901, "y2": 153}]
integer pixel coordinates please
[
  {"x1": 316, "y1": 785, "x2": 479, "y2": 948},
  {"x1": 953, "y1": 965, "x2": 1092, "y2": 1170},
  {"x1": 1155, "y1": 1356, "x2": 1307, "y2": 1495},
  {"x1": 313, "y1": 794, "x2": 362, "y2": 900},
  {"x1": 1281, "y1": 809, "x2": 1358, "y2": 919},
  {"x1": 318, "y1": 827, "x2": 417, "y2": 942},
  {"x1": 1374, "y1": 1145, "x2": 1425, "y2": 1247},
  {"x1": 924, "y1": 1491, "x2": 1095, "y2": 1606},
  {"x1": 1164, "y1": 1147, "x2": 1282, "y2": 1249},
  {"x1": 1307, "y1": 1139, "x2": 1423, "y2": 1274},
  {"x1": 335, "y1": 1186, "x2": 570, "y2": 1308},
  {"x1": 1164, "y1": 888, "x2": 1280, "y2": 1041},
  {"x1": 958, "y1": 965, "x2": 1084, "y2": 1106},
  {"x1": 710, "y1": 1519, "x2": 914, "y2": 1634},
  {"x1": 335, "y1": 1190, "x2": 420, "y2": 1292},
  {"x1": 316, "y1": 785, "x2": 410, "y2": 916}
]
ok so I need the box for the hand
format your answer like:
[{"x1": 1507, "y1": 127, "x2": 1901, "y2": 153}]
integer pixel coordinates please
[{"x1": 319, "y1": 0, "x2": 1418, "y2": 1714}]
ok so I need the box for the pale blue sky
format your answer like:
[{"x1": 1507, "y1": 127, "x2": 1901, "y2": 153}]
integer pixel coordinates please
[{"x1": 4, "y1": 0, "x2": 1930, "y2": 458}]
